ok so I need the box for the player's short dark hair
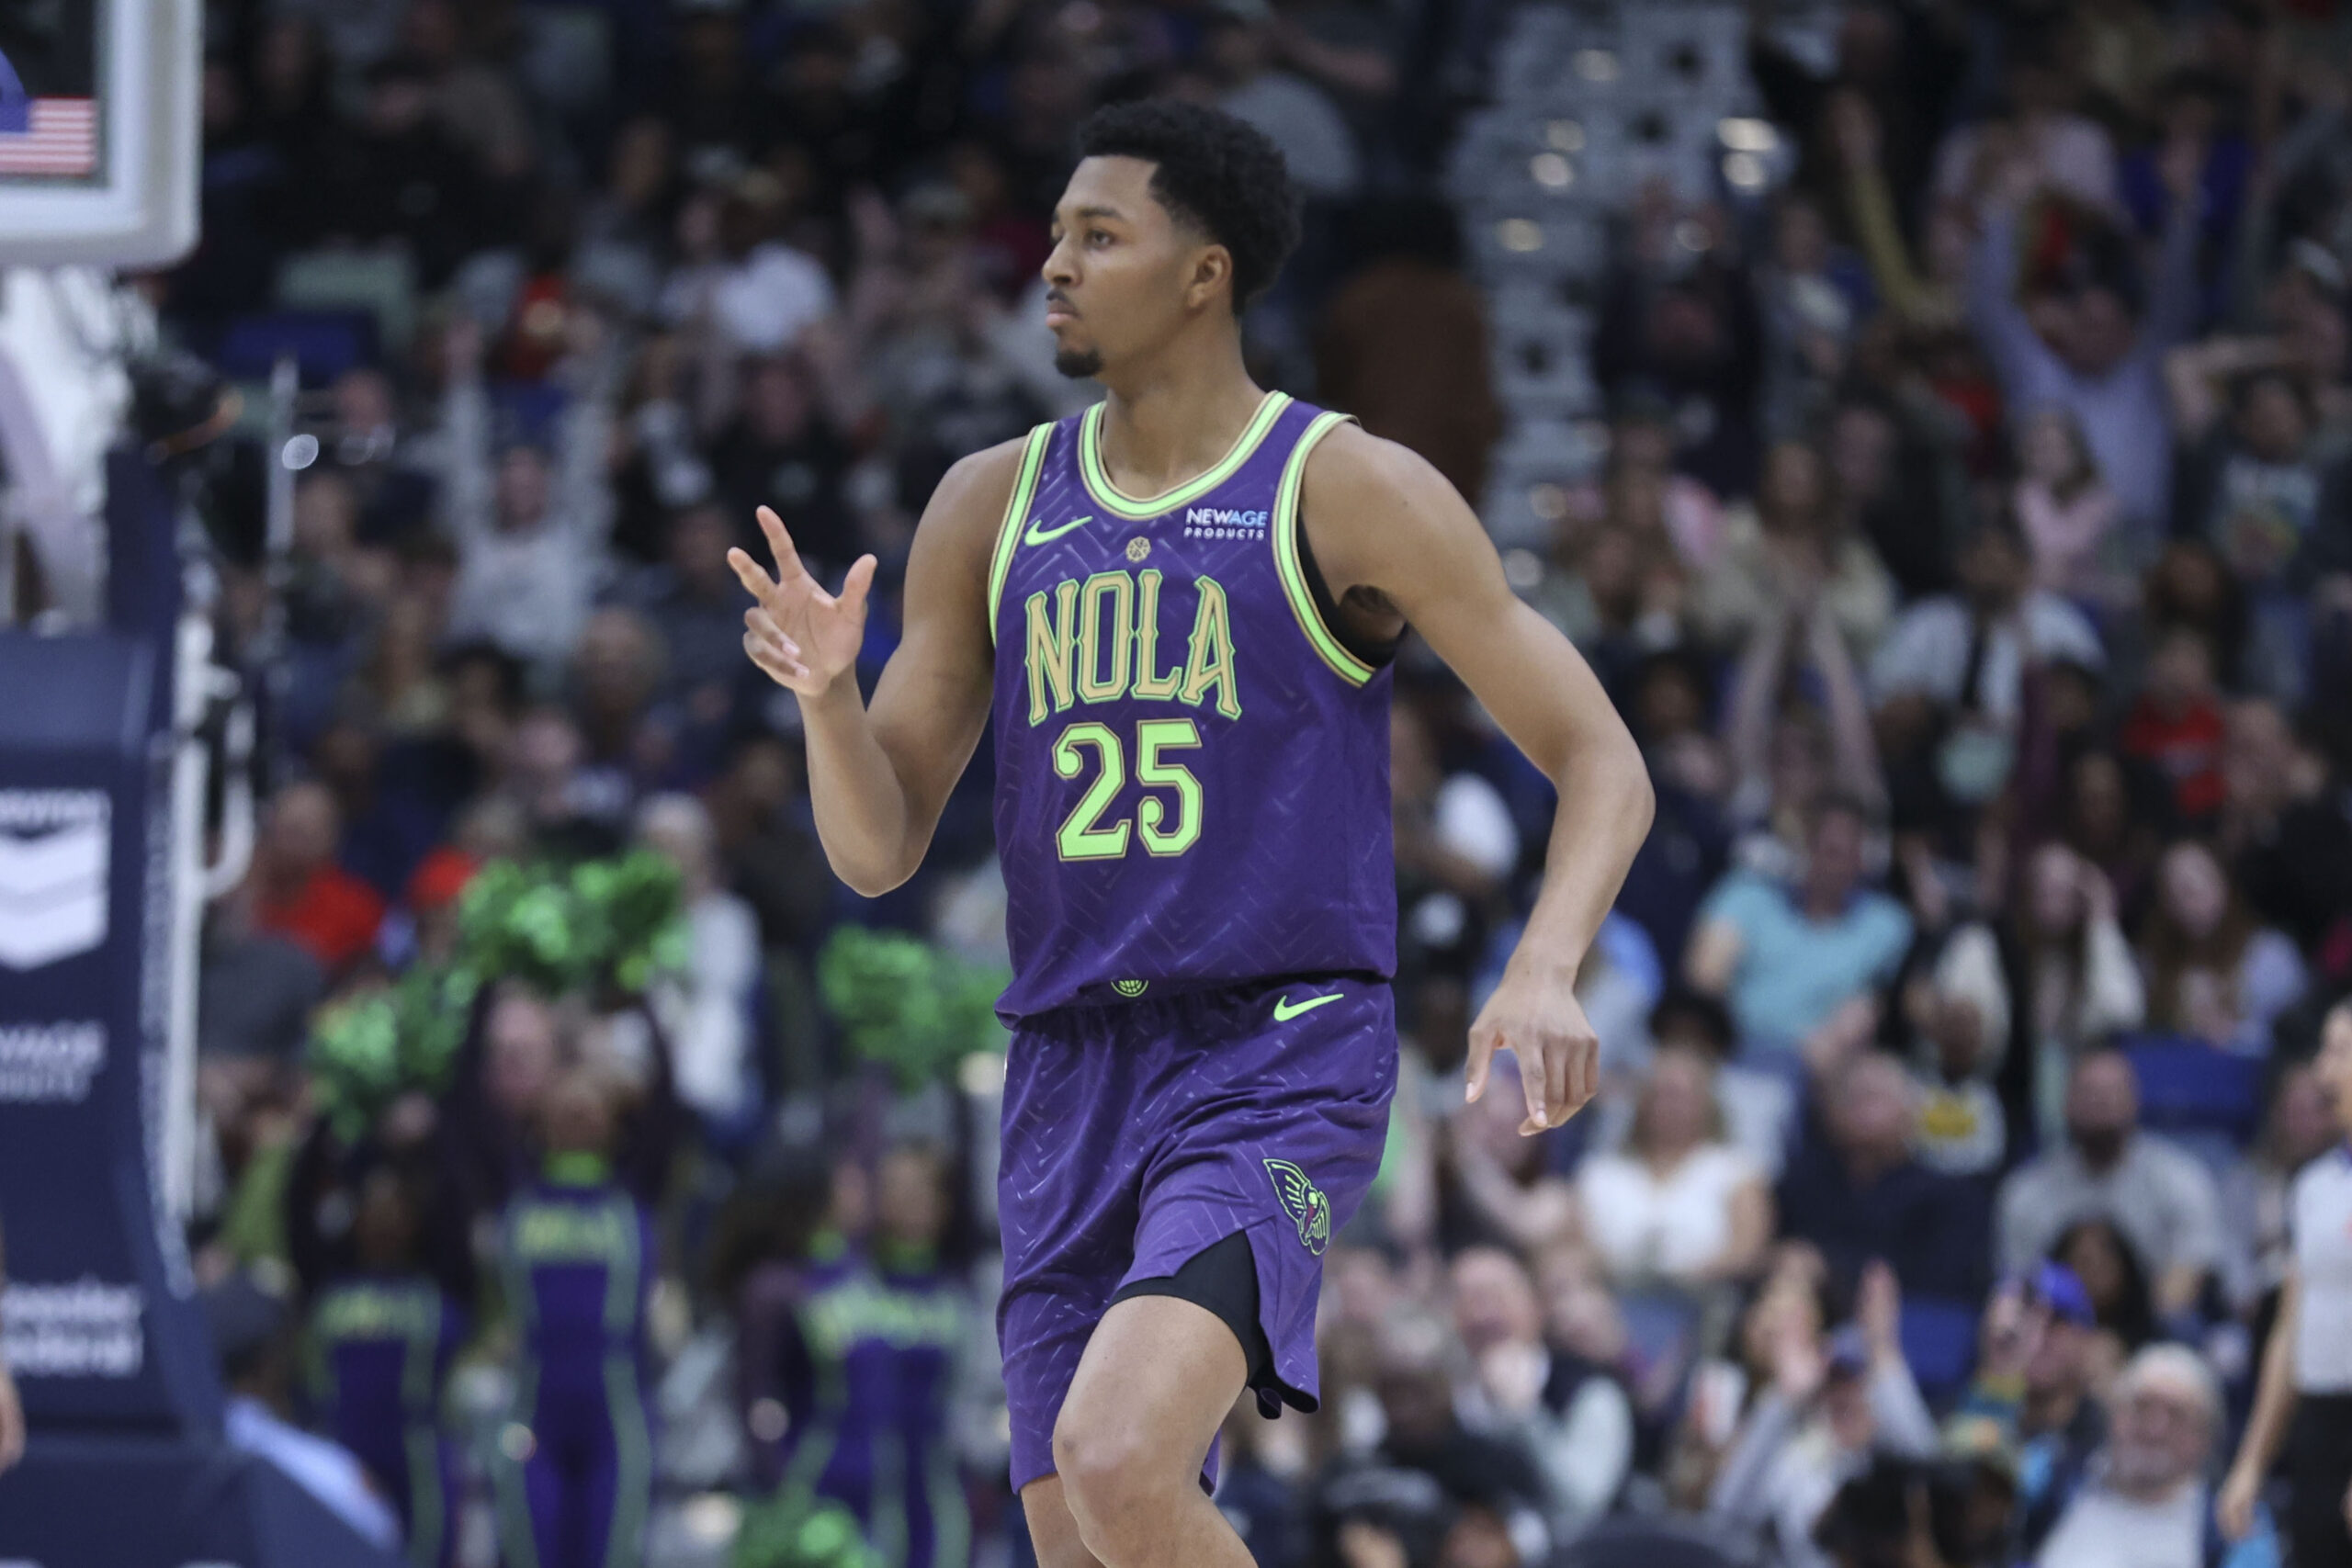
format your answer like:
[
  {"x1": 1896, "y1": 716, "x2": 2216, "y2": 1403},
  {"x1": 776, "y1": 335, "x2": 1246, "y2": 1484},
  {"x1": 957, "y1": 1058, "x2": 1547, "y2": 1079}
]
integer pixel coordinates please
[{"x1": 1075, "y1": 98, "x2": 1301, "y2": 311}]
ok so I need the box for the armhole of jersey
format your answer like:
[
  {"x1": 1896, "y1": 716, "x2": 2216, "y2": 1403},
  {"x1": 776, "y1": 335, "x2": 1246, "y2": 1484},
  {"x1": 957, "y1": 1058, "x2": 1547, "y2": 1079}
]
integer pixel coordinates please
[
  {"x1": 1272, "y1": 410, "x2": 1379, "y2": 687},
  {"x1": 986, "y1": 423, "x2": 1055, "y2": 648}
]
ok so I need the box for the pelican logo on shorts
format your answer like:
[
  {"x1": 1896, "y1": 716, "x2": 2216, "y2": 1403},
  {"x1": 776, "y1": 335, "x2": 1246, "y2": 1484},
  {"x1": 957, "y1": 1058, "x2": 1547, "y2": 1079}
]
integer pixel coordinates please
[
  {"x1": 1113, "y1": 978, "x2": 1148, "y2": 998},
  {"x1": 0, "y1": 791, "x2": 109, "y2": 969},
  {"x1": 1263, "y1": 1158, "x2": 1331, "y2": 1256}
]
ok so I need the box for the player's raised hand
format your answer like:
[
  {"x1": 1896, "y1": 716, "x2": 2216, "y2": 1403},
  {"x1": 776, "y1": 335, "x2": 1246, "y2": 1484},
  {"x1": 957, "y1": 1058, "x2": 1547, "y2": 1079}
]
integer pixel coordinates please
[
  {"x1": 729, "y1": 506, "x2": 878, "y2": 699},
  {"x1": 1464, "y1": 964, "x2": 1599, "y2": 1135}
]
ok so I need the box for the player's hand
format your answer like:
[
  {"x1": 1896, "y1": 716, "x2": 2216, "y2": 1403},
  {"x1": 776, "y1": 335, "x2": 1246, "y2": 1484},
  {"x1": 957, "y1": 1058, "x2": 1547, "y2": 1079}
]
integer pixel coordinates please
[
  {"x1": 729, "y1": 506, "x2": 877, "y2": 701},
  {"x1": 1464, "y1": 964, "x2": 1598, "y2": 1134},
  {"x1": 0, "y1": 1359, "x2": 24, "y2": 1474}
]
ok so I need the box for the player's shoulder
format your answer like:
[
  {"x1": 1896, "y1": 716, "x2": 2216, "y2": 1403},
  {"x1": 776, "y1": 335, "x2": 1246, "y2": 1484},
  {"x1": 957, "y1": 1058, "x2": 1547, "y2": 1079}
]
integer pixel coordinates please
[
  {"x1": 1295, "y1": 417, "x2": 1478, "y2": 570},
  {"x1": 1298, "y1": 418, "x2": 1446, "y2": 497},
  {"x1": 916, "y1": 429, "x2": 1050, "y2": 555},
  {"x1": 936, "y1": 431, "x2": 1044, "y2": 515}
]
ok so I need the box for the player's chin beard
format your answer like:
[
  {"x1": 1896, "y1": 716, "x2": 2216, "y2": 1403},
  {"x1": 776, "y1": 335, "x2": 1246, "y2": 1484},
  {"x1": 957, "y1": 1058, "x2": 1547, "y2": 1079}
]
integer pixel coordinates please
[{"x1": 1054, "y1": 345, "x2": 1104, "y2": 380}]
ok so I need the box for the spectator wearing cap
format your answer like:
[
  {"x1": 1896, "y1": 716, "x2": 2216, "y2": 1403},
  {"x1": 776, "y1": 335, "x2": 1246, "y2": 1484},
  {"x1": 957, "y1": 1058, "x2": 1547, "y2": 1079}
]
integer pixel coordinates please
[
  {"x1": 1708, "y1": 1265, "x2": 1939, "y2": 1568},
  {"x1": 1684, "y1": 795, "x2": 1913, "y2": 1070},
  {"x1": 1953, "y1": 1265, "x2": 2109, "y2": 1555},
  {"x1": 1776, "y1": 1052, "x2": 1990, "y2": 1303},
  {"x1": 1996, "y1": 1051, "x2": 2222, "y2": 1318},
  {"x1": 2034, "y1": 1345, "x2": 2274, "y2": 1568}
]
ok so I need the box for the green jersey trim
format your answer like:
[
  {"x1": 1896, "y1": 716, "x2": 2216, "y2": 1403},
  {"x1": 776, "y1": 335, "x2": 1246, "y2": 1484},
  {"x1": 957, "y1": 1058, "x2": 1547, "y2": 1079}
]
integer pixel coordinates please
[
  {"x1": 1271, "y1": 410, "x2": 1374, "y2": 686},
  {"x1": 1076, "y1": 391, "x2": 1292, "y2": 521},
  {"x1": 987, "y1": 423, "x2": 1056, "y2": 648}
]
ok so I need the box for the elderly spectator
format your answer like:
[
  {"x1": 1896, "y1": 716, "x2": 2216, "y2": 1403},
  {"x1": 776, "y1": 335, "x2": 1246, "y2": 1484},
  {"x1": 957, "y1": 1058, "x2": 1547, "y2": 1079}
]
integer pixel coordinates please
[
  {"x1": 1776, "y1": 1052, "x2": 1989, "y2": 1303},
  {"x1": 2036, "y1": 1346, "x2": 2269, "y2": 1568},
  {"x1": 1684, "y1": 795, "x2": 1913, "y2": 1066},
  {"x1": 1996, "y1": 1051, "x2": 2222, "y2": 1316},
  {"x1": 1576, "y1": 1046, "x2": 1772, "y2": 1289}
]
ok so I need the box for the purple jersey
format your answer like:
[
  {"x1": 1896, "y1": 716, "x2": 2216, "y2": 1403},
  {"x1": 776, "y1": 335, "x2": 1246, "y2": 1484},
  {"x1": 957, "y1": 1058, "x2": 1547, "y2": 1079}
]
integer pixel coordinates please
[{"x1": 987, "y1": 393, "x2": 1395, "y2": 1019}]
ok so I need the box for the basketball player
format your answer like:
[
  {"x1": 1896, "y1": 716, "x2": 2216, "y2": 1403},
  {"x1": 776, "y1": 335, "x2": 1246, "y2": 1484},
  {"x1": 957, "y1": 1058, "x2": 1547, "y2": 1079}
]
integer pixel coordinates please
[{"x1": 731, "y1": 100, "x2": 1654, "y2": 1568}]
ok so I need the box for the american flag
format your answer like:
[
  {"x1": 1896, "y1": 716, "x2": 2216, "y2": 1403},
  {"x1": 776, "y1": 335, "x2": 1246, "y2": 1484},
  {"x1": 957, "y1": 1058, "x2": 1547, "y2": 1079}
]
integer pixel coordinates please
[{"x1": 0, "y1": 98, "x2": 97, "y2": 178}]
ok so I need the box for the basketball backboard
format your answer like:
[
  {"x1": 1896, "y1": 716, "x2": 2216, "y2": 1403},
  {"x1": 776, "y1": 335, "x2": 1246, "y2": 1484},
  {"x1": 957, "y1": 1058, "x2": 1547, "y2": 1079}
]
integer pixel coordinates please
[{"x1": 0, "y1": 0, "x2": 199, "y2": 268}]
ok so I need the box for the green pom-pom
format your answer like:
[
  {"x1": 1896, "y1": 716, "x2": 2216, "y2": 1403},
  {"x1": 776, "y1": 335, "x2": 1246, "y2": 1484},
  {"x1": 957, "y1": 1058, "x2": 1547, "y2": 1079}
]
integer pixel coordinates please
[
  {"x1": 816, "y1": 927, "x2": 1011, "y2": 1090},
  {"x1": 730, "y1": 1495, "x2": 881, "y2": 1568}
]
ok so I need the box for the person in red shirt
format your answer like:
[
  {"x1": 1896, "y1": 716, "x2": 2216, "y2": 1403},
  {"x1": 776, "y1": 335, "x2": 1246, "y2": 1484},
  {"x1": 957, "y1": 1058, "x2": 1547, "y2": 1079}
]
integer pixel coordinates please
[
  {"x1": 252, "y1": 781, "x2": 387, "y2": 976},
  {"x1": 2120, "y1": 626, "x2": 2226, "y2": 827}
]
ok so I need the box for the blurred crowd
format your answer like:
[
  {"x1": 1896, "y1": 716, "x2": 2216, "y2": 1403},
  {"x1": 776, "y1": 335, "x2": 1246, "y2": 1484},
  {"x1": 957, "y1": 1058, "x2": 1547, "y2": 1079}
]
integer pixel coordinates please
[{"x1": 99, "y1": 0, "x2": 2352, "y2": 1566}]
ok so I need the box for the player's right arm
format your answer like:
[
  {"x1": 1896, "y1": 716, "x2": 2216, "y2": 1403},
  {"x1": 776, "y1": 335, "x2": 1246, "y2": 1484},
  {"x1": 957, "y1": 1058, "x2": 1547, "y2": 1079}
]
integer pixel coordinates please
[{"x1": 729, "y1": 440, "x2": 1022, "y2": 896}]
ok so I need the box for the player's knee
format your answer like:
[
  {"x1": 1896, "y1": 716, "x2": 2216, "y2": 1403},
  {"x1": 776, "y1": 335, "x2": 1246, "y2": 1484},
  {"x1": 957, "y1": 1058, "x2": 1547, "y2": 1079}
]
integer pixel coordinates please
[{"x1": 1050, "y1": 1401, "x2": 1168, "y2": 1543}]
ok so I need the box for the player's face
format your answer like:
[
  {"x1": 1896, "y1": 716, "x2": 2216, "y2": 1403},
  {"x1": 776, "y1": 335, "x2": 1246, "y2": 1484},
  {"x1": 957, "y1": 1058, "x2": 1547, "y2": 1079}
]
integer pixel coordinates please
[{"x1": 1043, "y1": 155, "x2": 1225, "y2": 378}]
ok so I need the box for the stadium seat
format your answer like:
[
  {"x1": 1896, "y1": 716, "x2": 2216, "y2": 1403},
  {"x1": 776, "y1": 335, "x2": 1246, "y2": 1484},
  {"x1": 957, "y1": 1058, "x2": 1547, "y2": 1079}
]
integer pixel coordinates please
[
  {"x1": 215, "y1": 310, "x2": 379, "y2": 385},
  {"x1": 1899, "y1": 1296, "x2": 1981, "y2": 1406},
  {"x1": 276, "y1": 250, "x2": 417, "y2": 356},
  {"x1": 2120, "y1": 1036, "x2": 2267, "y2": 1146}
]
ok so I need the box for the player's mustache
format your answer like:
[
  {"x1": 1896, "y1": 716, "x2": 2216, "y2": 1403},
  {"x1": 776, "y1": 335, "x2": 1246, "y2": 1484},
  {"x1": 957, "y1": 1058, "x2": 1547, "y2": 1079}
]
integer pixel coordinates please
[{"x1": 1045, "y1": 290, "x2": 1080, "y2": 317}]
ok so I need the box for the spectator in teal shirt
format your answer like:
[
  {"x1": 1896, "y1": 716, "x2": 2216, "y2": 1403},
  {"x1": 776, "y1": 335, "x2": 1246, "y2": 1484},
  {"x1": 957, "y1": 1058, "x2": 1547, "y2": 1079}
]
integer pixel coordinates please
[{"x1": 1683, "y1": 795, "x2": 1914, "y2": 1066}]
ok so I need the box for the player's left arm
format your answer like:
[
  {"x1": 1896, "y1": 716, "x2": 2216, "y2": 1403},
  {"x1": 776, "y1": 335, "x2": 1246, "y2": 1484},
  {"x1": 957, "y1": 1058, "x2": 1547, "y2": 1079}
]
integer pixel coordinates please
[{"x1": 1302, "y1": 426, "x2": 1655, "y2": 1135}]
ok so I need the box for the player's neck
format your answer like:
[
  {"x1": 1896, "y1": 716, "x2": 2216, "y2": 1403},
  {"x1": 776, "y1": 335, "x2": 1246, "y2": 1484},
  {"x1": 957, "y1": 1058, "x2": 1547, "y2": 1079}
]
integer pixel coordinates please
[{"x1": 1093, "y1": 336, "x2": 1265, "y2": 500}]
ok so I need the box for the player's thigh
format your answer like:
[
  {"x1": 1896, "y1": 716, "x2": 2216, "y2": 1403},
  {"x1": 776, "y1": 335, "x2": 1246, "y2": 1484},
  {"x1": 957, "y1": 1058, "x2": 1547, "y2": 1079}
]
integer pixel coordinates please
[
  {"x1": 1019, "y1": 1474, "x2": 1106, "y2": 1568},
  {"x1": 1053, "y1": 1292, "x2": 1246, "y2": 1486}
]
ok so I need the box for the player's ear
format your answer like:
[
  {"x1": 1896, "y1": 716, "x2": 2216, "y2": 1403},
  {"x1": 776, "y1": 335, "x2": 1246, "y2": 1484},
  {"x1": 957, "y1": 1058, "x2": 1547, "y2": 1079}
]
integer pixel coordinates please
[{"x1": 1185, "y1": 243, "x2": 1234, "y2": 311}]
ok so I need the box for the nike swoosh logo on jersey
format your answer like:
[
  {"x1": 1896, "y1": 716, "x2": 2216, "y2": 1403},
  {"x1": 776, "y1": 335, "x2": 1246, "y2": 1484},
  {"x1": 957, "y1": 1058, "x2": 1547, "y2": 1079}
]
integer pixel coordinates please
[
  {"x1": 1272, "y1": 992, "x2": 1342, "y2": 1022},
  {"x1": 1023, "y1": 513, "x2": 1092, "y2": 546}
]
